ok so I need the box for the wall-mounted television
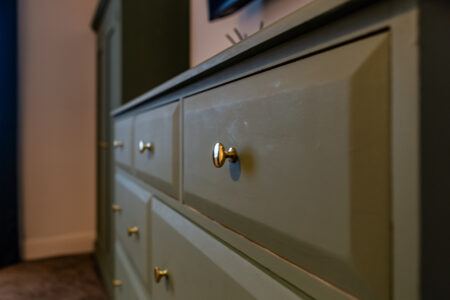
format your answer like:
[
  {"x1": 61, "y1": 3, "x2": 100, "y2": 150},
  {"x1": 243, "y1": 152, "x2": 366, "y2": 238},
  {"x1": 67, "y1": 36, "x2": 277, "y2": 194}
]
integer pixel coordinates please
[{"x1": 208, "y1": 0, "x2": 255, "y2": 21}]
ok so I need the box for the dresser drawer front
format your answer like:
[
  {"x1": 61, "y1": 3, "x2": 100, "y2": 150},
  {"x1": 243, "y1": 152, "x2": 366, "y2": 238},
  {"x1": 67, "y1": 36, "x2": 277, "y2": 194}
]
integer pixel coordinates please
[
  {"x1": 134, "y1": 102, "x2": 179, "y2": 198},
  {"x1": 114, "y1": 172, "x2": 151, "y2": 284},
  {"x1": 113, "y1": 116, "x2": 133, "y2": 168},
  {"x1": 151, "y1": 198, "x2": 309, "y2": 300},
  {"x1": 183, "y1": 33, "x2": 390, "y2": 299},
  {"x1": 114, "y1": 242, "x2": 148, "y2": 300}
]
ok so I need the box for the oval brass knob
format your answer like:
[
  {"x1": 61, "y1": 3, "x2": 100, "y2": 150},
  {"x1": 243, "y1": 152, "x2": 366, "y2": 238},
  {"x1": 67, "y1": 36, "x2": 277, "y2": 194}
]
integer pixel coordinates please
[
  {"x1": 212, "y1": 143, "x2": 238, "y2": 168},
  {"x1": 154, "y1": 267, "x2": 168, "y2": 283},
  {"x1": 99, "y1": 140, "x2": 108, "y2": 149},
  {"x1": 138, "y1": 140, "x2": 153, "y2": 153},
  {"x1": 112, "y1": 279, "x2": 122, "y2": 287},
  {"x1": 127, "y1": 226, "x2": 139, "y2": 236},
  {"x1": 113, "y1": 140, "x2": 124, "y2": 148},
  {"x1": 112, "y1": 204, "x2": 121, "y2": 212}
]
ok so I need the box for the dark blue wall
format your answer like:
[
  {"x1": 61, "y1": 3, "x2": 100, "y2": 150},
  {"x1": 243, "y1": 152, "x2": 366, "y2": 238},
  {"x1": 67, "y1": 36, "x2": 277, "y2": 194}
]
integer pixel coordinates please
[{"x1": 0, "y1": 0, "x2": 19, "y2": 267}]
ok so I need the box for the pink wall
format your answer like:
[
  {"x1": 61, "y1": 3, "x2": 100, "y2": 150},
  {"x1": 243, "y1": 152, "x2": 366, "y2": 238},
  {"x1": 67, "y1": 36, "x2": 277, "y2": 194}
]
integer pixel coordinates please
[
  {"x1": 190, "y1": 0, "x2": 312, "y2": 66},
  {"x1": 19, "y1": 0, "x2": 97, "y2": 260}
]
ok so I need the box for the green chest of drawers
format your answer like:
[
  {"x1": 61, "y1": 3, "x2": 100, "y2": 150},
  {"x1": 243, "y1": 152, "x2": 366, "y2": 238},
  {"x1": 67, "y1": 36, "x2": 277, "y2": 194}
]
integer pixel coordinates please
[{"x1": 94, "y1": 0, "x2": 450, "y2": 299}]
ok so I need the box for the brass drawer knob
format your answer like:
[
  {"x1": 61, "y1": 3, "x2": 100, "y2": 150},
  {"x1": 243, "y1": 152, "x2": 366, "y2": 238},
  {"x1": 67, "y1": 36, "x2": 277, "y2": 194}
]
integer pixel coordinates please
[
  {"x1": 99, "y1": 141, "x2": 108, "y2": 149},
  {"x1": 154, "y1": 267, "x2": 168, "y2": 283},
  {"x1": 127, "y1": 226, "x2": 139, "y2": 236},
  {"x1": 112, "y1": 204, "x2": 122, "y2": 212},
  {"x1": 113, "y1": 140, "x2": 124, "y2": 148},
  {"x1": 138, "y1": 140, "x2": 153, "y2": 153},
  {"x1": 112, "y1": 279, "x2": 122, "y2": 287},
  {"x1": 212, "y1": 142, "x2": 238, "y2": 168}
]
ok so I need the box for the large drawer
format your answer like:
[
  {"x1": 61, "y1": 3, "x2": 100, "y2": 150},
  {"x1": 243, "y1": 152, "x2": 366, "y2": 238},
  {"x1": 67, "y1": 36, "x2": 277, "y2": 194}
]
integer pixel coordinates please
[
  {"x1": 113, "y1": 116, "x2": 133, "y2": 169},
  {"x1": 183, "y1": 33, "x2": 390, "y2": 299},
  {"x1": 151, "y1": 198, "x2": 309, "y2": 300},
  {"x1": 114, "y1": 171, "x2": 151, "y2": 285},
  {"x1": 113, "y1": 241, "x2": 148, "y2": 300},
  {"x1": 134, "y1": 102, "x2": 180, "y2": 198}
]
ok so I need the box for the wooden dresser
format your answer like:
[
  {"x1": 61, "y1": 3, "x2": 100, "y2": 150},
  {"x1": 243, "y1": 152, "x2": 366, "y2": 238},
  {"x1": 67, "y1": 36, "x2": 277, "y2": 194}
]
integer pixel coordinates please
[{"x1": 93, "y1": 0, "x2": 450, "y2": 299}]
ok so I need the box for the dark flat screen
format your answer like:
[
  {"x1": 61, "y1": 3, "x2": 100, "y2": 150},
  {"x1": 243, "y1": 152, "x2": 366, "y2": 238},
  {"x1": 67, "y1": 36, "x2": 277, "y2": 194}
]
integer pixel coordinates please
[{"x1": 208, "y1": 0, "x2": 255, "y2": 20}]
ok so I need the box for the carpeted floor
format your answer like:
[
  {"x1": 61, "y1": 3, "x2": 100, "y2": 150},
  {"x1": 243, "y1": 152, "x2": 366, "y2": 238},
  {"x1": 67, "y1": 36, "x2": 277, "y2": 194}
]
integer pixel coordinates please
[{"x1": 0, "y1": 254, "x2": 108, "y2": 300}]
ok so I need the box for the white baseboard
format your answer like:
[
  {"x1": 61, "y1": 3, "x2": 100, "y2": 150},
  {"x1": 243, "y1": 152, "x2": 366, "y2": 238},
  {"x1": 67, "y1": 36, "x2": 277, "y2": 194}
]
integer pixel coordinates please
[{"x1": 23, "y1": 231, "x2": 96, "y2": 261}]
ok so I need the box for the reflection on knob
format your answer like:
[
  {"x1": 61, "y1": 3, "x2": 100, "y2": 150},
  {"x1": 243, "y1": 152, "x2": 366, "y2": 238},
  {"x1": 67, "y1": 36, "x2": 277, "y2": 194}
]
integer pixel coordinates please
[
  {"x1": 112, "y1": 279, "x2": 122, "y2": 287},
  {"x1": 113, "y1": 140, "x2": 124, "y2": 148},
  {"x1": 154, "y1": 267, "x2": 169, "y2": 283},
  {"x1": 127, "y1": 226, "x2": 139, "y2": 236},
  {"x1": 212, "y1": 142, "x2": 238, "y2": 168},
  {"x1": 138, "y1": 140, "x2": 153, "y2": 153},
  {"x1": 112, "y1": 204, "x2": 121, "y2": 212}
]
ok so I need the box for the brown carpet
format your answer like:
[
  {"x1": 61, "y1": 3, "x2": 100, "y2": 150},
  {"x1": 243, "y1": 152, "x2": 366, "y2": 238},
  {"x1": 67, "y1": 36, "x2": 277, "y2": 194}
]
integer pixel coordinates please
[{"x1": 0, "y1": 254, "x2": 108, "y2": 300}]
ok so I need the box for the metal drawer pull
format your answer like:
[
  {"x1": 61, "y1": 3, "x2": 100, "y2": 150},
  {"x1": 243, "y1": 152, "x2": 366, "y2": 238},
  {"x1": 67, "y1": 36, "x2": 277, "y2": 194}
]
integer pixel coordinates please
[
  {"x1": 99, "y1": 141, "x2": 108, "y2": 149},
  {"x1": 112, "y1": 204, "x2": 121, "y2": 212},
  {"x1": 212, "y1": 142, "x2": 238, "y2": 168},
  {"x1": 113, "y1": 140, "x2": 124, "y2": 148},
  {"x1": 127, "y1": 226, "x2": 139, "y2": 236},
  {"x1": 154, "y1": 267, "x2": 169, "y2": 283},
  {"x1": 112, "y1": 279, "x2": 122, "y2": 287},
  {"x1": 138, "y1": 140, "x2": 153, "y2": 153}
]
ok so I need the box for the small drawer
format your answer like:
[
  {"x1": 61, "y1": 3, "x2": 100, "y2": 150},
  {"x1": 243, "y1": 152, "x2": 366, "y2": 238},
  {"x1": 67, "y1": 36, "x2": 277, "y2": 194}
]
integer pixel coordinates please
[
  {"x1": 113, "y1": 116, "x2": 133, "y2": 169},
  {"x1": 151, "y1": 198, "x2": 308, "y2": 300},
  {"x1": 134, "y1": 102, "x2": 179, "y2": 198},
  {"x1": 113, "y1": 241, "x2": 148, "y2": 300},
  {"x1": 114, "y1": 172, "x2": 151, "y2": 284},
  {"x1": 183, "y1": 33, "x2": 390, "y2": 299}
]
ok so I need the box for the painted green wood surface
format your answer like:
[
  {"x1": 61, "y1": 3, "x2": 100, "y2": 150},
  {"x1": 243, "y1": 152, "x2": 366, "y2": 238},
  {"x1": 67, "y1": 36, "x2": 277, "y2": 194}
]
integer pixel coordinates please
[
  {"x1": 114, "y1": 241, "x2": 150, "y2": 300},
  {"x1": 96, "y1": 0, "x2": 188, "y2": 295},
  {"x1": 114, "y1": 171, "x2": 152, "y2": 286},
  {"x1": 151, "y1": 198, "x2": 310, "y2": 300},
  {"x1": 121, "y1": 0, "x2": 189, "y2": 103},
  {"x1": 183, "y1": 33, "x2": 390, "y2": 299},
  {"x1": 95, "y1": 0, "x2": 121, "y2": 295},
  {"x1": 113, "y1": 116, "x2": 134, "y2": 169},
  {"x1": 99, "y1": 1, "x2": 422, "y2": 299},
  {"x1": 134, "y1": 102, "x2": 180, "y2": 199},
  {"x1": 111, "y1": 0, "x2": 361, "y2": 117}
]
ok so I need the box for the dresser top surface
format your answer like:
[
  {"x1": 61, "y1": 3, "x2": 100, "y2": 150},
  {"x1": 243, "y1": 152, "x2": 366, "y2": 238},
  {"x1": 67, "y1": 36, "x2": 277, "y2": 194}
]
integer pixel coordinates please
[{"x1": 111, "y1": 0, "x2": 366, "y2": 117}]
